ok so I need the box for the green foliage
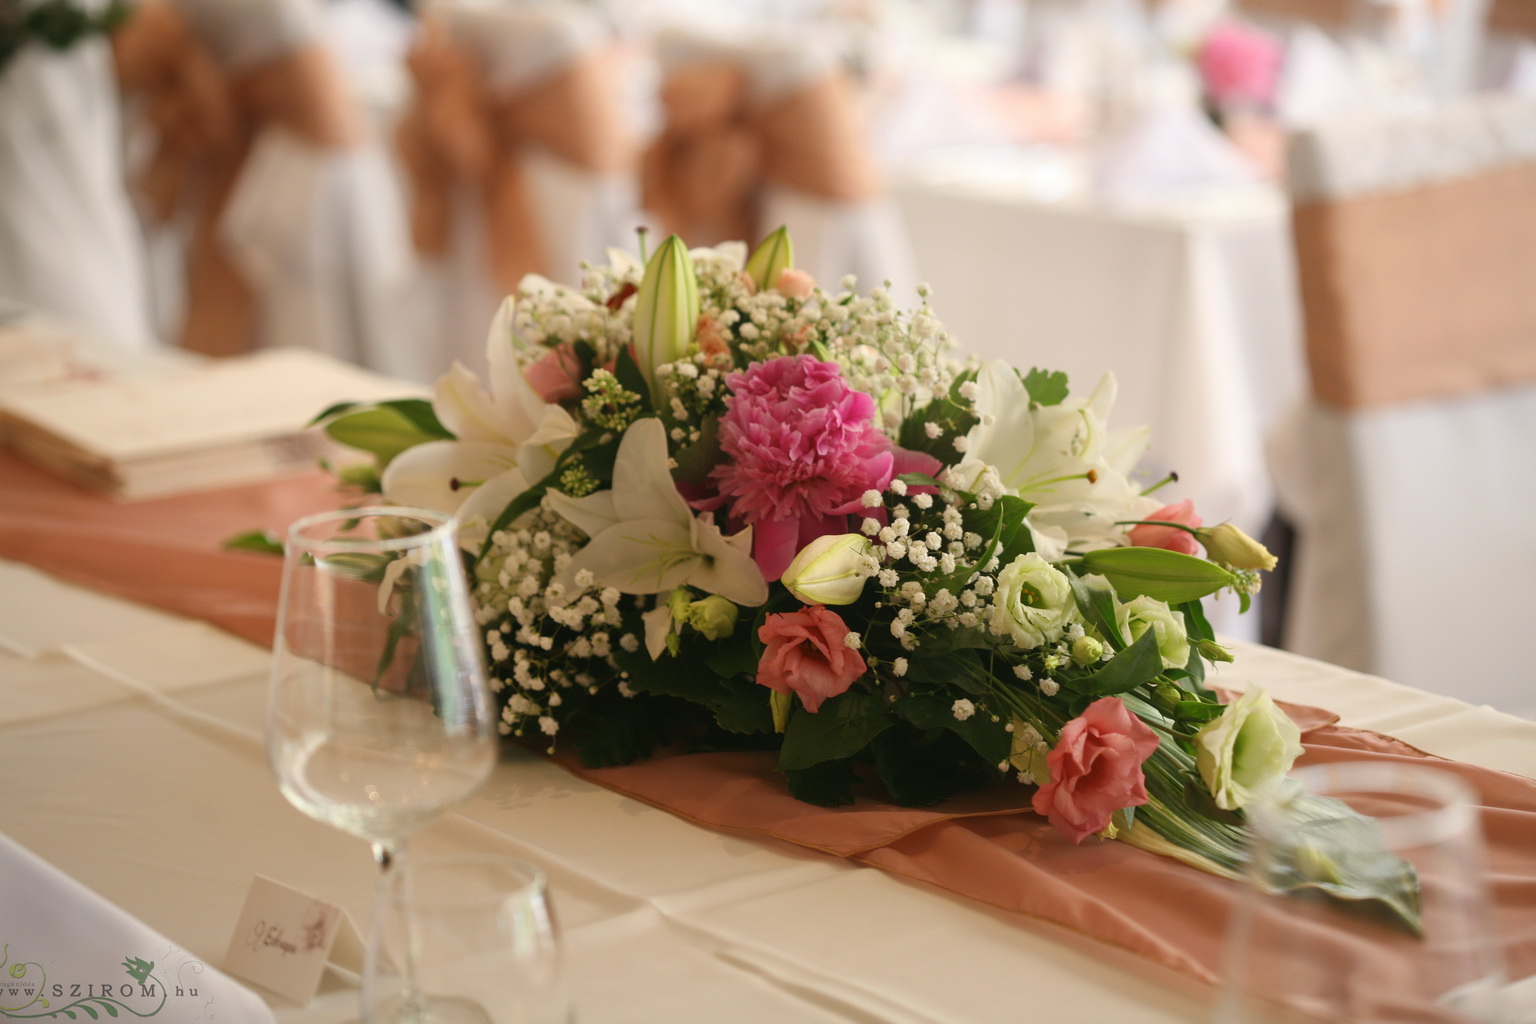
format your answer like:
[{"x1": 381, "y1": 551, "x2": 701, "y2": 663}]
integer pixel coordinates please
[
  {"x1": 897, "y1": 369, "x2": 980, "y2": 466},
  {"x1": 1062, "y1": 629, "x2": 1163, "y2": 700},
  {"x1": 319, "y1": 401, "x2": 452, "y2": 468},
  {"x1": 870, "y1": 724, "x2": 997, "y2": 807},
  {"x1": 1077, "y1": 547, "x2": 1235, "y2": 604},
  {"x1": 779, "y1": 692, "x2": 892, "y2": 771},
  {"x1": 784, "y1": 760, "x2": 860, "y2": 807},
  {"x1": 222, "y1": 529, "x2": 284, "y2": 556},
  {"x1": 1067, "y1": 568, "x2": 1128, "y2": 649},
  {"x1": 1022, "y1": 368, "x2": 1070, "y2": 406},
  {"x1": 896, "y1": 693, "x2": 1011, "y2": 766}
]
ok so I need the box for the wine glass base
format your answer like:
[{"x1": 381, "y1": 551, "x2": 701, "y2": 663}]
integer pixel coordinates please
[{"x1": 373, "y1": 994, "x2": 495, "y2": 1024}]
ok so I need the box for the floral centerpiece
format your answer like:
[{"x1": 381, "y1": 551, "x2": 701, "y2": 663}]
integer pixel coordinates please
[{"x1": 316, "y1": 229, "x2": 1416, "y2": 926}]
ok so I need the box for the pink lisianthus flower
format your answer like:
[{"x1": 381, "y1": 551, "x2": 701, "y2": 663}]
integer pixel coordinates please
[
  {"x1": 525, "y1": 344, "x2": 584, "y2": 404},
  {"x1": 1128, "y1": 499, "x2": 1203, "y2": 556},
  {"x1": 756, "y1": 605, "x2": 867, "y2": 713},
  {"x1": 1197, "y1": 20, "x2": 1283, "y2": 111},
  {"x1": 1032, "y1": 697, "x2": 1161, "y2": 844},
  {"x1": 710, "y1": 355, "x2": 940, "y2": 580}
]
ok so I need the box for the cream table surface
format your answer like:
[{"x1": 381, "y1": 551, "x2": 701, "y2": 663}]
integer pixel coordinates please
[{"x1": 2, "y1": 557, "x2": 1533, "y2": 1024}]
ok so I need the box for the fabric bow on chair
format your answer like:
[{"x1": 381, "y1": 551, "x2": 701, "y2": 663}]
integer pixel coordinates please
[
  {"x1": 113, "y1": 0, "x2": 359, "y2": 357},
  {"x1": 395, "y1": 7, "x2": 632, "y2": 298},
  {"x1": 640, "y1": 37, "x2": 880, "y2": 250}
]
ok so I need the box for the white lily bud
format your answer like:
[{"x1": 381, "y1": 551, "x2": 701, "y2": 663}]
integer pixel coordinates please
[
  {"x1": 1197, "y1": 523, "x2": 1278, "y2": 571},
  {"x1": 744, "y1": 226, "x2": 794, "y2": 293},
  {"x1": 631, "y1": 234, "x2": 699, "y2": 406},
  {"x1": 782, "y1": 534, "x2": 875, "y2": 606}
]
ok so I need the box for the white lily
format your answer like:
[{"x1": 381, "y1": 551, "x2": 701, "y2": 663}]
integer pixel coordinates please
[
  {"x1": 382, "y1": 299, "x2": 579, "y2": 522},
  {"x1": 545, "y1": 418, "x2": 768, "y2": 608},
  {"x1": 958, "y1": 362, "x2": 1159, "y2": 554}
]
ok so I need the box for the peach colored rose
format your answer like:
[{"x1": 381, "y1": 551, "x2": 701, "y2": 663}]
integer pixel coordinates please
[
  {"x1": 1032, "y1": 696, "x2": 1160, "y2": 844},
  {"x1": 776, "y1": 268, "x2": 815, "y2": 299},
  {"x1": 1128, "y1": 499, "x2": 1202, "y2": 556},
  {"x1": 525, "y1": 345, "x2": 583, "y2": 404},
  {"x1": 756, "y1": 605, "x2": 867, "y2": 713},
  {"x1": 696, "y1": 316, "x2": 730, "y2": 363}
]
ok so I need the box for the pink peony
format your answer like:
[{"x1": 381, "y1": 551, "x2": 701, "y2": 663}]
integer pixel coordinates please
[
  {"x1": 776, "y1": 268, "x2": 816, "y2": 299},
  {"x1": 756, "y1": 605, "x2": 867, "y2": 713},
  {"x1": 1197, "y1": 21, "x2": 1284, "y2": 111},
  {"x1": 710, "y1": 355, "x2": 940, "y2": 580},
  {"x1": 525, "y1": 344, "x2": 584, "y2": 404},
  {"x1": 1129, "y1": 499, "x2": 1203, "y2": 556},
  {"x1": 1032, "y1": 697, "x2": 1161, "y2": 844}
]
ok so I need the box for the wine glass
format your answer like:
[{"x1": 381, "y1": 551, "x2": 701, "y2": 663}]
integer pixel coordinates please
[
  {"x1": 365, "y1": 855, "x2": 571, "y2": 1024},
  {"x1": 1216, "y1": 761, "x2": 1508, "y2": 1024},
  {"x1": 267, "y1": 506, "x2": 498, "y2": 1023}
]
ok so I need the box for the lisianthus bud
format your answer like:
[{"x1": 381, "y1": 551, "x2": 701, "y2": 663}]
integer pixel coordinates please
[
  {"x1": 1071, "y1": 635, "x2": 1104, "y2": 666},
  {"x1": 632, "y1": 234, "x2": 699, "y2": 405},
  {"x1": 744, "y1": 226, "x2": 794, "y2": 292},
  {"x1": 1197, "y1": 523, "x2": 1278, "y2": 571},
  {"x1": 1194, "y1": 687, "x2": 1303, "y2": 811},
  {"x1": 686, "y1": 595, "x2": 739, "y2": 640},
  {"x1": 782, "y1": 534, "x2": 874, "y2": 606}
]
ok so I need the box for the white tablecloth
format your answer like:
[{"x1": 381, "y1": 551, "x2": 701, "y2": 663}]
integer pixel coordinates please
[{"x1": 2, "y1": 557, "x2": 1533, "y2": 1023}]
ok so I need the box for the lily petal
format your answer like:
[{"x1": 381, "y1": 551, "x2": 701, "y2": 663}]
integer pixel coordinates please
[
  {"x1": 564, "y1": 517, "x2": 698, "y2": 594},
  {"x1": 433, "y1": 362, "x2": 504, "y2": 442},
  {"x1": 381, "y1": 440, "x2": 520, "y2": 514},
  {"x1": 456, "y1": 466, "x2": 533, "y2": 550},
  {"x1": 544, "y1": 488, "x2": 619, "y2": 540}
]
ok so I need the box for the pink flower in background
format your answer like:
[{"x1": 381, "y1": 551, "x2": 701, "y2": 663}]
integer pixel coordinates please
[
  {"x1": 695, "y1": 316, "x2": 730, "y2": 363},
  {"x1": 524, "y1": 345, "x2": 584, "y2": 404},
  {"x1": 1197, "y1": 20, "x2": 1283, "y2": 111},
  {"x1": 1032, "y1": 697, "x2": 1160, "y2": 844},
  {"x1": 776, "y1": 268, "x2": 816, "y2": 299},
  {"x1": 710, "y1": 355, "x2": 940, "y2": 580},
  {"x1": 1129, "y1": 499, "x2": 1203, "y2": 556},
  {"x1": 757, "y1": 606, "x2": 867, "y2": 712}
]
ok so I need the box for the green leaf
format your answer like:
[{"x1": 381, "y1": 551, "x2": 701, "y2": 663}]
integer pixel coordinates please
[
  {"x1": 373, "y1": 398, "x2": 453, "y2": 438},
  {"x1": 1068, "y1": 568, "x2": 1127, "y2": 649},
  {"x1": 1078, "y1": 547, "x2": 1235, "y2": 604},
  {"x1": 709, "y1": 676, "x2": 774, "y2": 734},
  {"x1": 784, "y1": 760, "x2": 859, "y2": 807},
  {"x1": 322, "y1": 406, "x2": 442, "y2": 467},
  {"x1": 1066, "y1": 629, "x2": 1162, "y2": 698},
  {"x1": 222, "y1": 529, "x2": 283, "y2": 556},
  {"x1": 779, "y1": 692, "x2": 892, "y2": 771},
  {"x1": 1023, "y1": 368, "x2": 1070, "y2": 406},
  {"x1": 1178, "y1": 599, "x2": 1215, "y2": 643},
  {"x1": 901, "y1": 649, "x2": 991, "y2": 695},
  {"x1": 870, "y1": 724, "x2": 998, "y2": 807},
  {"x1": 1174, "y1": 699, "x2": 1225, "y2": 723},
  {"x1": 611, "y1": 345, "x2": 653, "y2": 414},
  {"x1": 896, "y1": 369, "x2": 979, "y2": 465},
  {"x1": 703, "y1": 640, "x2": 759, "y2": 681},
  {"x1": 99, "y1": 1000, "x2": 119, "y2": 1017},
  {"x1": 896, "y1": 694, "x2": 1010, "y2": 766},
  {"x1": 670, "y1": 415, "x2": 721, "y2": 484}
]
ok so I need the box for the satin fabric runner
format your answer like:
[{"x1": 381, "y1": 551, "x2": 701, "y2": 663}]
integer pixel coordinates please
[
  {"x1": 396, "y1": 17, "x2": 631, "y2": 295},
  {"x1": 2, "y1": 448, "x2": 1533, "y2": 1020},
  {"x1": 1292, "y1": 159, "x2": 1536, "y2": 409},
  {"x1": 641, "y1": 60, "x2": 880, "y2": 247},
  {"x1": 112, "y1": 1, "x2": 359, "y2": 357}
]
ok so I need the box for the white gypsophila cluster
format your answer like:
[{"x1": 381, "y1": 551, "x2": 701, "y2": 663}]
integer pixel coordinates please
[
  {"x1": 470, "y1": 506, "x2": 633, "y2": 751},
  {"x1": 509, "y1": 276, "x2": 633, "y2": 370}
]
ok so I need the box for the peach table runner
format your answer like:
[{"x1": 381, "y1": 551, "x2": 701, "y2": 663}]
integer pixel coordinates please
[{"x1": 2, "y1": 449, "x2": 1533, "y2": 1020}]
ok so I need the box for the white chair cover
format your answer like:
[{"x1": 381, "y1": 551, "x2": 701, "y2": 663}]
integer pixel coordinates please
[
  {"x1": 416, "y1": 0, "x2": 640, "y2": 377},
  {"x1": 0, "y1": 19, "x2": 155, "y2": 350},
  {"x1": 1272, "y1": 96, "x2": 1536, "y2": 712}
]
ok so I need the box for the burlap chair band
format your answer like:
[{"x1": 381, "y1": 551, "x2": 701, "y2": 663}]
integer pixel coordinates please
[
  {"x1": 1294, "y1": 160, "x2": 1536, "y2": 409},
  {"x1": 640, "y1": 59, "x2": 881, "y2": 248},
  {"x1": 396, "y1": 16, "x2": 631, "y2": 294},
  {"x1": 113, "y1": 1, "x2": 357, "y2": 356}
]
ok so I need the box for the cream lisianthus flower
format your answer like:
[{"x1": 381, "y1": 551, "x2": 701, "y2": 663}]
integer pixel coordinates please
[
  {"x1": 545, "y1": 418, "x2": 768, "y2": 608},
  {"x1": 1195, "y1": 687, "x2": 1304, "y2": 811},
  {"x1": 989, "y1": 552, "x2": 1076, "y2": 648},
  {"x1": 382, "y1": 300, "x2": 579, "y2": 524},
  {"x1": 957, "y1": 362, "x2": 1159, "y2": 556},
  {"x1": 1121, "y1": 595, "x2": 1191, "y2": 670}
]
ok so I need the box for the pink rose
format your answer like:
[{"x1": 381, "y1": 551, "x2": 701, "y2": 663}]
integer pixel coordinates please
[
  {"x1": 1032, "y1": 697, "x2": 1160, "y2": 844},
  {"x1": 1197, "y1": 21, "x2": 1283, "y2": 111},
  {"x1": 776, "y1": 268, "x2": 815, "y2": 299},
  {"x1": 756, "y1": 605, "x2": 867, "y2": 713},
  {"x1": 525, "y1": 344, "x2": 583, "y2": 404},
  {"x1": 1128, "y1": 499, "x2": 1203, "y2": 556},
  {"x1": 695, "y1": 316, "x2": 730, "y2": 364}
]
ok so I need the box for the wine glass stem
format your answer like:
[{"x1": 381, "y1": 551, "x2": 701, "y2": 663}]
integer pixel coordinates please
[{"x1": 373, "y1": 839, "x2": 425, "y2": 1019}]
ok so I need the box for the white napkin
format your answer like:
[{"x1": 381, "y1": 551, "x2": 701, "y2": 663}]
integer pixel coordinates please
[
  {"x1": 0, "y1": 833, "x2": 274, "y2": 1023},
  {"x1": 1092, "y1": 99, "x2": 1256, "y2": 202},
  {"x1": 1506, "y1": 41, "x2": 1536, "y2": 97},
  {"x1": 1277, "y1": 25, "x2": 1375, "y2": 126}
]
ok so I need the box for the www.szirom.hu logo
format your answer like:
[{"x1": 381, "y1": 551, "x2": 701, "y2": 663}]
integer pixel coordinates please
[{"x1": 0, "y1": 944, "x2": 208, "y2": 1020}]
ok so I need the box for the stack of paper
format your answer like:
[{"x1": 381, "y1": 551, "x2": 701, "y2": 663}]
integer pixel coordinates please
[{"x1": 0, "y1": 348, "x2": 418, "y2": 500}]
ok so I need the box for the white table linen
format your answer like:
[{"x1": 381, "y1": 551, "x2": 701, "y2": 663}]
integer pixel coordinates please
[{"x1": 2, "y1": 558, "x2": 1532, "y2": 1024}]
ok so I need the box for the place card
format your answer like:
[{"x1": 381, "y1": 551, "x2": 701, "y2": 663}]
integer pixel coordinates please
[{"x1": 223, "y1": 876, "x2": 365, "y2": 1005}]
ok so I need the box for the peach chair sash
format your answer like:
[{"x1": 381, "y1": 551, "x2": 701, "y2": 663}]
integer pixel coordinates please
[
  {"x1": 395, "y1": 12, "x2": 631, "y2": 295},
  {"x1": 1287, "y1": 97, "x2": 1536, "y2": 408},
  {"x1": 1490, "y1": 0, "x2": 1536, "y2": 37},
  {"x1": 113, "y1": 0, "x2": 358, "y2": 358},
  {"x1": 640, "y1": 38, "x2": 880, "y2": 248}
]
